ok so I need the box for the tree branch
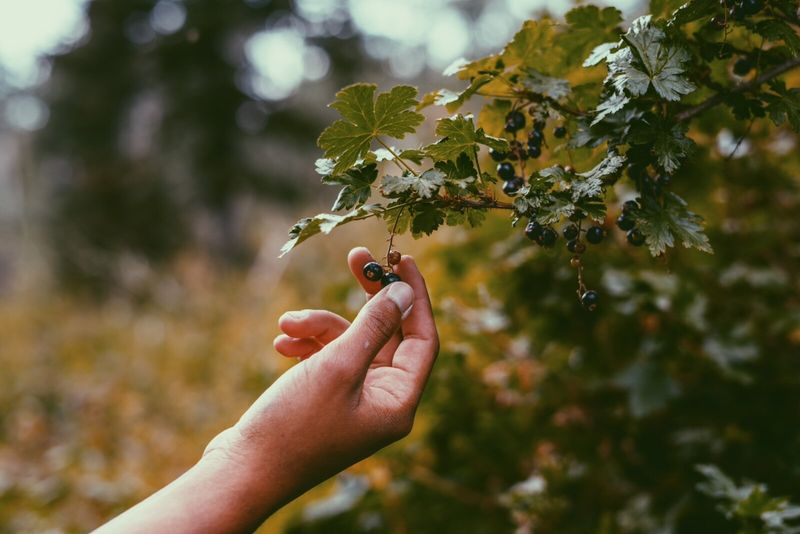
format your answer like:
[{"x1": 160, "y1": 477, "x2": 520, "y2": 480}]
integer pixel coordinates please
[{"x1": 677, "y1": 56, "x2": 800, "y2": 122}]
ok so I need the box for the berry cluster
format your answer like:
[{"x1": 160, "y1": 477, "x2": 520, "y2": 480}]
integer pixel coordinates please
[
  {"x1": 362, "y1": 250, "x2": 403, "y2": 288},
  {"x1": 616, "y1": 200, "x2": 645, "y2": 247},
  {"x1": 708, "y1": 0, "x2": 764, "y2": 29}
]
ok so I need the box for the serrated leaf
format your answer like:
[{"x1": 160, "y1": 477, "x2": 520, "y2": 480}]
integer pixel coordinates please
[
  {"x1": 763, "y1": 83, "x2": 800, "y2": 131},
  {"x1": 521, "y1": 68, "x2": 571, "y2": 99},
  {"x1": 381, "y1": 169, "x2": 445, "y2": 199},
  {"x1": 629, "y1": 118, "x2": 694, "y2": 173},
  {"x1": 753, "y1": 20, "x2": 800, "y2": 56},
  {"x1": 609, "y1": 16, "x2": 696, "y2": 101},
  {"x1": 411, "y1": 203, "x2": 445, "y2": 236},
  {"x1": 280, "y1": 204, "x2": 383, "y2": 257},
  {"x1": 562, "y1": 6, "x2": 622, "y2": 68},
  {"x1": 592, "y1": 92, "x2": 630, "y2": 125},
  {"x1": 315, "y1": 158, "x2": 337, "y2": 176},
  {"x1": 579, "y1": 152, "x2": 626, "y2": 181},
  {"x1": 537, "y1": 193, "x2": 576, "y2": 224},
  {"x1": 636, "y1": 193, "x2": 712, "y2": 256},
  {"x1": 501, "y1": 20, "x2": 561, "y2": 72},
  {"x1": 420, "y1": 75, "x2": 493, "y2": 113},
  {"x1": 322, "y1": 164, "x2": 378, "y2": 211},
  {"x1": 318, "y1": 84, "x2": 424, "y2": 174},
  {"x1": 584, "y1": 41, "x2": 619, "y2": 67},
  {"x1": 426, "y1": 114, "x2": 508, "y2": 161},
  {"x1": 668, "y1": 0, "x2": 717, "y2": 27}
]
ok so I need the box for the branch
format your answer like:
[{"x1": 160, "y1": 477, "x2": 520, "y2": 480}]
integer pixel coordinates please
[{"x1": 677, "y1": 56, "x2": 800, "y2": 122}]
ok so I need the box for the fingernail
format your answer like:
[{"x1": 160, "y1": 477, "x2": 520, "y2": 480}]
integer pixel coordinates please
[
  {"x1": 386, "y1": 282, "x2": 414, "y2": 317},
  {"x1": 284, "y1": 310, "x2": 309, "y2": 320}
]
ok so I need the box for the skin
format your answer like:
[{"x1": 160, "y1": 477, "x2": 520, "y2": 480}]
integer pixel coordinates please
[{"x1": 95, "y1": 247, "x2": 439, "y2": 533}]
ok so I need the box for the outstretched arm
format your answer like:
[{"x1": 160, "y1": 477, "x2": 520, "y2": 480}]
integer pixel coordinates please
[{"x1": 95, "y1": 247, "x2": 438, "y2": 533}]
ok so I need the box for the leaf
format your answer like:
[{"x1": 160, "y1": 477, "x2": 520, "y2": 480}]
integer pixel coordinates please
[
  {"x1": 426, "y1": 114, "x2": 508, "y2": 161},
  {"x1": 436, "y1": 152, "x2": 479, "y2": 195},
  {"x1": 318, "y1": 84, "x2": 424, "y2": 174},
  {"x1": 420, "y1": 75, "x2": 493, "y2": 113},
  {"x1": 615, "y1": 358, "x2": 680, "y2": 417},
  {"x1": 322, "y1": 163, "x2": 379, "y2": 211},
  {"x1": 609, "y1": 16, "x2": 696, "y2": 101},
  {"x1": 521, "y1": 69, "x2": 571, "y2": 99},
  {"x1": 584, "y1": 42, "x2": 619, "y2": 67},
  {"x1": 315, "y1": 158, "x2": 337, "y2": 176},
  {"x1": 571, "y1": 152, "x2": 625, "y2": 200},
  {"x1": 592, "y1": 92, "x2": 630, "y2": 125},
  {"x1": 764, "y1": 81, "x2": 800, "y2": 131},
  {"x1": 411, "y1": 203, "x2": 445, "y2": 236},
  {"x1": 753, "y1": 20, "x2": 800, "y2": 56},
  {"x1": 477, "y1": 98, "x2": 513, "y2": 137},
  {"x1": 501, "y1": 20, "x2": 561, "y2": 72},
  {"x1": 668, "y1": 0, "x2": 717, "y2": 27},
  {"x1": 561, "y1": 6, "x2": 623, "y2": 68},
  {"x1": 629, "y1": 118, "x2": 695, "y2": 173},
  {"x1": 280, "y1": 204, "x2": 383, "y2": 257},
  {"x1": 696, "y1": 465, "x2": 738, "y2": 499},
  {"x1": 536, "y1": 193, "x2": 576, "y2": 224},
  {"x1": 381, "y1": 169, "x2": 445, "y2": 199},
  {"x1": 636, "y1": 193, "x2": 712, "y2": 256}
]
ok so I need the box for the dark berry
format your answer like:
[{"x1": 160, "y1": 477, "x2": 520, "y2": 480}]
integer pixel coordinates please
[
  {"x1": 627, "y1": 165, "x2": 648, "y2": 181},
  {"x1": 740, "y1": 0, "x2": 764, "y2": 15},
  {"x1": 581, "y1": 290, "x2": 599, "y2": 311},
  {"x1": 497, "y1": 162, "x2": 515, "y2": 180},
  {"x1": 564, "y1": 165, "x2": 575, "y2": 174},
  {"x1": 537, "y1": 227, "x2": 557, "y2": 247},
  {"x1": 733, "y1": 57, "x2": 753, "y2": 76},
  {"x1": 627, "y1": 228, "x2": 646, "y2": 247},
  {"x1": 709, "y1": 15, "x2": 726, "y2": 30},
  {"x1": 527, "y1": 144, "x2": 541, "y2": 158},
  {"x1": 533, "y1": 118, "x2": 546, "y2": 131},
  {"x1": 622, "y1": 200, "x2": 639, "y2": 214},
  {"x1": 525, "y1": 221, "x2": 543, "y2": 241},
  {"x1": 504, "y1": 111, "x2": 526, "y2": 132},
  {"x1": 562, "y1": 224, "x2": 579, "y2": 240},
  {"x1": 380, "y1": 272, "x2": 402, "y2": 287},
  {"x1": 554, "y1": 125, "x2": 567, "y2": 138},
  {"x1": 586, "y1": 225, "x2": 605, "y2": 244},
  {"x1": 528, "y1": 129, "x2": 543, "y2": 145},
  {"x1": 569, "y1": 209, "x2": 587, "y2": 222},
  {"x1": 566, "y1": 239, "x2": 586, "y2": 253},
  {"x1": 363, "y1": 261, "x2": 384, "y2": 282},
  {"x1": 502, "y1": 177, "x2": 524, "y2": 196},
  {"x1": 729, "y1": 5, "x2": 745, "y2": 21},
  {"x1": 387, "y1": 250, "x2": 401, "y2": 266},
  {"x1": 489, "y1": 148, "x2": 507, "y2": 162},
  {"x1": 658, "y1": 174, "x2": 671, "y2": 187},
  {"x1": 616, "y1": 213, "x2": 636, "y2": 231}
]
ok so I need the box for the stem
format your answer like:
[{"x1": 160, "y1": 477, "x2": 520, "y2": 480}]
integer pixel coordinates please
[
  {"x1": 677, "y1": 56, "x2": 800, "y2": 122},
  {"x1": 386, "y1": 206, "x2": 404, "y2": 264},
  {"x1": 377, "y1": 138, "x2": 418, "y2": 176}
]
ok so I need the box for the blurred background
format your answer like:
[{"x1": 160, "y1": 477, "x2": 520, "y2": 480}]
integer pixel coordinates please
[{"x1": 3, "y1": 0, "x2": 800, "y2": 533}]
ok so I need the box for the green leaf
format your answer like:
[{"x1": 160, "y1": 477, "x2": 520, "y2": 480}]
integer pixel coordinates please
[
  {"x1": 280, "y1": 204, "x2": 384, "y2": 257},
  {"x1": 609, "y1": 16, "x2": 696, "y2": 101},
  {"x1": 592, "y1": 92, "x2": 630, "y2": 125},
  {"x1": 668, "y1": 0, "x2": 717, "y2": 27},
  {"x1": 322, "y1": 163, "x2": 379, "y2": 211},
  {"x1": 584, "y1": 42, "x2": 618, "y2": 67},
  {"x1": 615, "y1": 358, "x2": 680, "y2": 417},
  {"x1": 753, "y1": 20, "x2": 800, "y2": 56},
  {"x1": 436, "y1": 152, "x2": 479, "y2": 195},
  {"x1": 521, "y1": 68, "x2": 571, "y2": 99},
  {"x1": 381, "y1": 169, "x2": 445, "y2": 199},
  {"x1": 629, "y1": 118, "x2": 695, "y2": 173},
  {"x1": 501, "y1": 20, "x2": 561, "y2": 72},
  {"x1": 411, "y1": 203, "x2": 445, "y2": 236},
  {"x1": 536, "y1": 193, "x2": 576, "y2": 224},
  {"x1": 318, "y1": 84, "x2": 424, "y2": 174},
  {"x1": 425, "y1": 114, "x2": 508, "y2": 162},
  {"x1": 764, "y1": 81, "x2": 800, "y2": 131},
  {"x1": 315, "y1": 158, "x2": 337, "y2": 176},
  {"x1": 419, "y1": 75, "x2": 493, "y2": 113},
  {"x1": 561, "y1": 6, "x2": 623, "y2": 68},
  {"x1": 636, "y1": 193, "x2": 712, "y2": 256}
]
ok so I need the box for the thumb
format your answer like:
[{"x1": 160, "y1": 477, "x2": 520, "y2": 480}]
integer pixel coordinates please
[{"x1": 326, "y1": 281, "x2": 414, "y2": 373}]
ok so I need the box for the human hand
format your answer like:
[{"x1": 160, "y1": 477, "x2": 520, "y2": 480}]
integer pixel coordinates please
[{"x1": 203, "y1": 246, "x2": 439, "y2": 522}]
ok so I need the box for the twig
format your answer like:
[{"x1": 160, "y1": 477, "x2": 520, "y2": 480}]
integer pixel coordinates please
[
  {"x1": 677, "y1": 56, "x2": 800, "y2": 122},
  {"x1": 386, "y1": 206, "x2": 404, "y2": 263},
  {"x1": 726, "y1": 118, "x2": 754, "y2": 160},
  {"x1": 377, "y1": 138, "x2": 418, "y2": 176}
]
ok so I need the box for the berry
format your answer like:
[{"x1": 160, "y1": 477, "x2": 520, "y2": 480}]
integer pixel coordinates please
[
  {"x1": 507, "y1": 140, "x2": 525, "y2": 161},
  {"x1": 525, "y1": 221, "x2": 543, "y2": 241},
  {"x1": 537, "y1": 227, "x2": 557, "y2": 247},
  {"x1": 740, "y1": 0, "x2": 764, "y2": 15},
  {"x1": 528, "y1": 129, "x2": 543, "y2": 145},
  {"x1": 616, "y1": 213, "x2": 636, "y2": 231},
  {"x1": 533, "y1": 118, "x2": 546, "y2": 131},
  {"x1": 387, "y1": 250, "x2": 401, "y2": 266},
  {"x1": 497, "y1": 162, "x2": 515, "y2": 180},
  {"x1": 627, "y1": 228, "x2": 646, "y2": 246},
  {"x1": 562, "y1": 224, "x2": 579, "y2": 240},
  {"x1": 502, "y1": 177, "x2": 524, "y2": 196},
  {"x1": 363, "y1": 261, "x2": 384, "y2": 282},
  {"x1": 627, "y1": 165, "x2": 648, "y2": 181},
  {"x1": 733, "y1": 57, "x2": 753, "y2": 76},
  {"x1": 564, "y1": 165, "x2": 575, "y2": 174},
  {"x1": 586, "y1": 225, "x2": 605, "y2": 244},
  {"x1": 729, "y1": 5, "x2": 745, "y2": 21},
  {"x1": 489, "y1": 148, "x2": 507, "y2": 162},
  {"x1": 380, "y1": 272, "x2": 402, "y2": 287},
  {"x1": 566, "y1": 239, "x2": 586, "y2": 253},
  {"x1": 554, "y1": 125, "x2": 567, "y2": 138},
  {"x1": 709, "y1": 15, "x2": 726, "y2": 30},
  {"x1": 527, "y1": 144, "x2": 542, "y2": 158},
  {"x1": 622, "y1": 200, "x2": 639, "y2": 214},
  {"x1": 504, "y1": 111, "x2": 526, "y2": 132},
  {"x1": 581, "y1": 290, "x2": 599, "y2": 311}
]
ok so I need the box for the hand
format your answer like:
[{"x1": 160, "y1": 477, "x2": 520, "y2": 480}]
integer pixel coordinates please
[{"x1": 205, "y1": 247, "x2": 438, "y2": 522}]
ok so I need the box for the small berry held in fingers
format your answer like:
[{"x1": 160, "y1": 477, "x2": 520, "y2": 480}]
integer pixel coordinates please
[
  {"x1": 554, "y1": 125, "x2": 567, "y2": 138},
  {"x1": 363, "y1": 261, "x2": 384, "y2": 282},
  {"x1": 617, "y1": 213, "x2": 636, "y2": 231},
  {"x1": 537, "y1": 227, "x2": 557, "y2": 247},
  {"x1": 581, "y1": 290, "x2": 599, "y2": 311},
  {"x1": 586, "y1": 225, "x2": 604, "y2": 244},
  {"x1": 562, "y1": 224, "x2": 579, "y2": 240},
  {"x1": 489, "y1": 148, "x2": 507, "y2": 162},
  {"x1": 380, "y1": 272, "x2": 402, "y2": 287},
  {"x1": 525, "y1": 221, "x2": 543, "y2": 241},
  {"x1": 627, "y1": 228, "x2": 646, "y2": 246},
  {"x1": 387, "y1": 250, "x2": 401, "y2": 266},
  {"x1": 505, "y1": 111, "x2": 526, "y2": 132},
  {"x1": 497, "y1": 162, "x2": 515, "y2": 180}
]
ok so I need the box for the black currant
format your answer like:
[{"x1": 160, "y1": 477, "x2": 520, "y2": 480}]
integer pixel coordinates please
[
  {"x1": 627, "y1": 228, "x2": 646, "y2": 246},
  {"x1": 566, "y1": 239, "x2": 586, "y2": 253},
  {"x1": 616, "y1": 213, "x2": 636, "y2": 231},
  {"x1": 363, "y1": 261, "x2": 384, "y2": 282},
  {"x1": 537, "y1": 227, "x2": 557, "y2": 247},
  {"x1": 527, "y1": 144, "x2": 541, "y2": 158},
  {"x1": 733, "y1": 57, "x2": 753, "y2": 76},
  {"x1": 554, "y1": 125, "x2": 567, "y2": 138},
  {"x1": 581, "y1": 290, "x2": 599, "y2": 311},
  {"x1": 502, "y1": 177, "x2": 523, "y2": 196},
  {"x1": 497, "y1": 162, "x2": 515, "y2": 180},
  {"x1": 380, "y1": 272, "x2": 402, "y2": 287},
  {"x1": 729, "y1": 5, "x2": 745, "y2": 21},
  {"x1": 533, "y1": 118, "x2": 546, "y2": 131},
  {"x1": 622, "y1": 200, "x2": 639, "y2": 214},
  {"x1": 528, "y1": 129, "x2": 543, "y2": 145},
  {"x1": 586, "y1": 225, "x2": 605, "y2": 244},
  {"x1": 740, "y1": 0, "x2": 763, "y2": 15},
  {"x1": 525, "y1": 221, "x2": 543, "y2": 241},
  {"x1": 709, "y1": 15, "x2": 726, "y2": 30},
  {"x1": 562, "y1": 224, "x2": 579, "y2": 240},
  {"x1": 504, "y1": 111, "x2": 526, "y2": 132},
  {"x1": 489, "y1": 148, "x2": 507, "y2": 162}
]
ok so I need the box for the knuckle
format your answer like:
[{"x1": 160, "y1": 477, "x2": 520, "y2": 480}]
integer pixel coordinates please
[{"x1": 362, "y1": 304, "x2": 398, "y2": 342}]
